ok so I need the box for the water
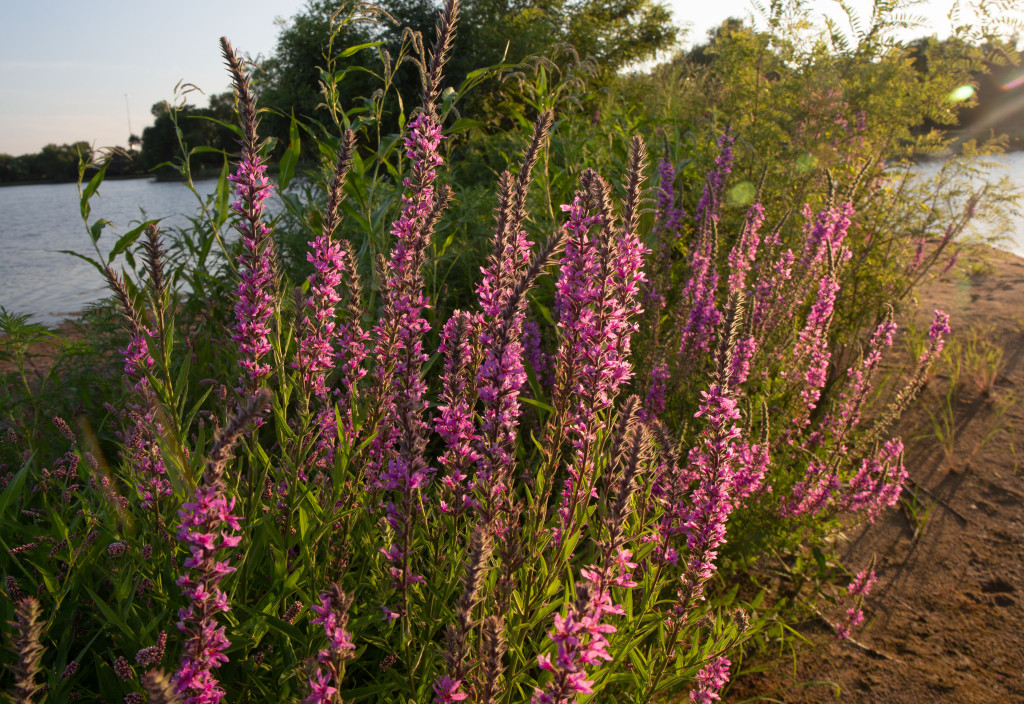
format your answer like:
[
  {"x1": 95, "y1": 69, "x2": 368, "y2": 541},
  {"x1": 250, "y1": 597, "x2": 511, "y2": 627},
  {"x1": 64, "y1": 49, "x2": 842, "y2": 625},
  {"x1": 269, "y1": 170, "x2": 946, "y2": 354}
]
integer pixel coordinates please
[
  {"x1": 0, "y1": 178, "x2": 224, "y2": 325},
  {"x1": 909, "y1": 151, "x2": 1024, "y2": 257},
  {"x1": 2, "y1": 153, "x2": 1023, "y2": 326}
]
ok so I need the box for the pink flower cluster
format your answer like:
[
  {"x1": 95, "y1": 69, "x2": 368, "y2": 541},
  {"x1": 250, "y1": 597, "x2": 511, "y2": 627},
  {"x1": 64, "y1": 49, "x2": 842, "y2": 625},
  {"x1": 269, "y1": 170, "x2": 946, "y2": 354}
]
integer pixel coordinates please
[
  {"x1": 294, "y1": 210, "x2": 354, "y2": 466},
  {"x1": 835, "y1": 568, "x2": 877, "y2": 640},
  {"x1": 689, "y1": 656, "x2": 731, "y2": 704},
  {"x1": 119, "y1": 326, "x2": 172, "y2": 508},
  {"x1": 229, "y1": 156, "x2": 276, "y2": 392},
  {"x1": 554, "y1": 188, "x2": 648, "y2": 540},
  {"x1": 307, "y1": 586, "x2": 355, "y2": 704},
  {"x1": 532, "y1": 549, "x2": 638, "y2": 703},
  {"x1": 172, "y1": 487, "x2": 242, "y2": 704},
  {"x1": 435, "y1": 312, "x2": 483, "y2": 514}
]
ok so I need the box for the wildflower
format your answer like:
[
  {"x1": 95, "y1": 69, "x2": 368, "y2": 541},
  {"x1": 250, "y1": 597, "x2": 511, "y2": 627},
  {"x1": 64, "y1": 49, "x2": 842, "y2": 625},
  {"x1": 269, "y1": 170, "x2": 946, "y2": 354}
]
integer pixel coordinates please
[
  {"x1": 695, "y1": 131, "x2": 734, "y2": 229},
  {"x1": 136, "y1": 632, "x2": 167, "y2": 666},
  {"x1": 435, "y1": 311, "x2": 483, "y2": 513},
  {"x1": 114, "y1": 655, "x2": 135, "y2": 681},
  {"x1": 726, "y1": 203, "x2": 766, "y2": 296},
  {"x1": 306, "y1": 670, "x2": 337, "y2": 704},
  {"x1": 433, "y1": 675, "x2": 469, "y2": 703},
  {"x1": 103, "y1": 266, "x2": 172, "y2": 509},
  {"x1": 472, "y1": 112, "x2": 553, "y2": 526},
  {"x1": 553, "y1": 148, "x2": 649, "y2": 542},
  {"x1": 652, "y1": 155, "x2": 685, "y2": 239},
  {"x1": 835, "y1": 568, "x2": 877, "y2": 640},
  {"x1": 172, "y1": 389, "x2": 269, "y2": 704},
  {"x1": 221, "y1": 37, "x2": 277, "y2": 395},
  {"x1": 52, "y1": 416, "x2": 75, "y2": 443},
  {"x1": 308, "y1": 584, "x2": 354, "y2": 704},
  {"x1": 677, "y1": 142, "x2": 732, "y2": 361},
  {"x1": 689, "y1": 656, "x2": 731, "y2": 704},
  {"x1": 62, "y1": 661, "x2": 79, "y2": 679},
  {"x1": 294, "y1": 131, "x2": 357, "y2": 463}
]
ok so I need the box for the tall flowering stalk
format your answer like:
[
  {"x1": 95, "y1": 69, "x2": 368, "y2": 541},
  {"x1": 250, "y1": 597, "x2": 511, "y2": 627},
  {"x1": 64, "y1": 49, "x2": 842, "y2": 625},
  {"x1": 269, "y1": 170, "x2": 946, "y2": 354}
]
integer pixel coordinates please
[
  {"x1": 104, "y1": 266, "x2": 171, "y2": 509},
  {"x1": 221, "y1": 37, "x2": 277, "y2": 395},
  {"x1": 308, "y1": 584, "x2": 355, "y2": 704},
  {"x1": 370, "y1": 0, "x2": 460, "y2": 619},
  {"x1": 694, "y1": 131, "x2": 734, "y2": 230},
  {"x1": 434, "y1": 526, "x2": 492, "y2": 703},
  {"x1": 818, "y1": 311, "x2": 898, "y2": 449},
  {"x1": 790, "y1": 254, "x2": 842, "y2": 426},
  {"x1": 652, "y1": 155, "x2": 685, "y2": 241},
  {"x1": 294, "y1": 130, "x2": 357, "y2": 465},
  {"x1": 371, "y1": 111, "x2": 446, "y2": 614},
  {"x1": 726, "y1": 202, "x2": 765, "y2": 297},
  {"x1": 173, "y1": 390, "x2": 270, "y2": 704},
  {"x1": 435, "y1": 311, "x2": 484, "y2": 514},
  {"x1": 533, "y1": 401, "x2": 647, "y2": 703},
  {"x1": 678, "y1": 132, "x2": 734, "y2": 360},
  {"x1": 552, "y1": 141, "x2": 648, "y2": 543},
  {"x1": 835, "y1": 567, "x2": 877, "y2": 640},
  {"x1": 472, "y1": 111, "x2": 554, "y2": 526}
]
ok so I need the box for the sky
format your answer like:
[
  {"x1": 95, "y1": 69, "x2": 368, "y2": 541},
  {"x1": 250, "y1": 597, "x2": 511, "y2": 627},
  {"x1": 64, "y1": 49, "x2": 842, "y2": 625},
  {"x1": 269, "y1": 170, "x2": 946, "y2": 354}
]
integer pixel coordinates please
[{"x1": 0, "y1": 0, "x2": 991, "y2": 156}]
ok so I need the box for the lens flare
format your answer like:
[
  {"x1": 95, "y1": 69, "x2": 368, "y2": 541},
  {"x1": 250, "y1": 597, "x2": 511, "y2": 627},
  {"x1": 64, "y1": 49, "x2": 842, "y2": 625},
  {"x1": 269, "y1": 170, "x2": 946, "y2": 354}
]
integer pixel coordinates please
[
  {"x1": 728, "y1": 181, "x2": 756, "y2": 206},
  {"x1": 1001, "y1": 73, "x2": 1024, "y2": 91},
  {"x1": 948, "y1": 85, "x2": 975, "y2": 103},
  {"x1": 796, "y1": 153, "x2": 818, "y2": 173}
]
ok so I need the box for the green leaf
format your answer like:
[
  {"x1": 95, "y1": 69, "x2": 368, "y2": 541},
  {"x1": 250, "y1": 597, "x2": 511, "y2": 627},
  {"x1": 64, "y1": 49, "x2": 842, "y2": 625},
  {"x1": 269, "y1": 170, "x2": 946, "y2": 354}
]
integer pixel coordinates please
[
  {"x1": 108, "y1": 220, "x2": 160, "y2": 263},
  {"x1": 520, "y1": 396, "x2": 554, "y2": 414},
  {"x1": 82, "y1": 586, "x2": 133, "y2": 638},
  {"x1": 80, "y1": 162, "x2": 109, "y2": 221},
  {"x1": 89, "y1": 218, "x2": 112, "y2": 244},
  {"x1": 0, "y1": 465, "x2": 28, "y2": 517},
  {"x1": 339, "y1": 41, "x2": 383, "y2": 58},
  {"x1": 191, "y1": 114, "x2": 244, "y2": 139},
  {"x1": 447, "y1": 118, "x2": 486, "y2": 134},
  {"x1": 278, "y1": 114, "x2": 302, "y2": 191},
  {"x1": 58, "y1": 250, "x2": 105, "y2": 276}
]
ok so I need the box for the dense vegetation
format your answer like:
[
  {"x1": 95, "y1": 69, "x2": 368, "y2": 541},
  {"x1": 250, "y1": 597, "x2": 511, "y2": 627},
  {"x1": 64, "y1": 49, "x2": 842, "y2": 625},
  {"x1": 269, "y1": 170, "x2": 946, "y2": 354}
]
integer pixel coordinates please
[{"x1": 0, "y1": 1, "x2": 1020, "y2": 703}]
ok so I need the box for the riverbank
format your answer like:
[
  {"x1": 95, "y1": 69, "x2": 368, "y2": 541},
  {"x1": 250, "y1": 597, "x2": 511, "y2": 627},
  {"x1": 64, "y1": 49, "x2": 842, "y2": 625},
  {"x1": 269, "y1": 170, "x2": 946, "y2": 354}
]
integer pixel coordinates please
[{"x1": 730, "y1": 247, "x2": 1024, "y2": 702}]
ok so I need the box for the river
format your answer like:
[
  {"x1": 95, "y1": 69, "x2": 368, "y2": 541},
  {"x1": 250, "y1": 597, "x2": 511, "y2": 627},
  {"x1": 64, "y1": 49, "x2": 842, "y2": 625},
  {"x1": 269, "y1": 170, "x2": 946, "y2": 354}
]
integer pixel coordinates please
[
  {"x1": 0, "y1": 178, "x2": 228, "y2": 325},
  {"x1": 1, "y1": 154, "x2": 1023, "y2": 326}
]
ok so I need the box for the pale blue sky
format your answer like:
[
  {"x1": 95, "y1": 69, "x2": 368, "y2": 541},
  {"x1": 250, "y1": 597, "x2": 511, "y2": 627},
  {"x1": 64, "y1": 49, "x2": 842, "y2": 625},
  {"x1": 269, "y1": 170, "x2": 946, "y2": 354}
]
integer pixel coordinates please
[{"x1": 0, "y1": 0, "x2": 986, "y2": 156}]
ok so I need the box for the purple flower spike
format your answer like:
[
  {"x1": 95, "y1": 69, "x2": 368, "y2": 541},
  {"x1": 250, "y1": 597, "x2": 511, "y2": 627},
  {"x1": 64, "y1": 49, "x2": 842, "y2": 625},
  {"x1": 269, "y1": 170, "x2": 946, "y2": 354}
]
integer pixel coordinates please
[
  {"x1": 435, "y1": 311, "x2": 483, "y2": 514},
  {"x1": 689, "y1": 656, "x2": 731, "y2": 704},
  {"x1": 695, "y1": 131, "x2": 734, "y2": 230},
  {"x1": 653, "y1": 156, "x2": 685, "y2": 239},
  {"x1": 369, "y1": 112, "x2": 448, "y2": 618},
  {"x1": 553, "y1": 174, "x2": 648, "y2": 543},
  {"x1": 531, "y1": 550, "x2": 638, "y2": 704},
  {"x1": 172, "y1": 485, "x2": 241, "y2": 704},
  {"x1": 294, "y1": 133, "x2": 358, "y2": 466},
  {"x1": 308, "y1": 584, "x2": 355, "y2": 701},
  {"x1": 222, "y1": 38, "x2": 278, "y2": 397},
  {"x1": 229, "y1": 156, "x2": 276, "y2": 393}
]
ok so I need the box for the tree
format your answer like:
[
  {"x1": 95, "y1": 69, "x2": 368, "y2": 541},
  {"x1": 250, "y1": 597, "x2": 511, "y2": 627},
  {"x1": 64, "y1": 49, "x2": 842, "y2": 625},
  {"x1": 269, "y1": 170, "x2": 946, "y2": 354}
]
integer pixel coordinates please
[
  {"x1": 255, "y1": 0, "x2": 678, "y2": 137},
  {"x1": 139, "y1": 94, "x2": 238, "y2": 172}
]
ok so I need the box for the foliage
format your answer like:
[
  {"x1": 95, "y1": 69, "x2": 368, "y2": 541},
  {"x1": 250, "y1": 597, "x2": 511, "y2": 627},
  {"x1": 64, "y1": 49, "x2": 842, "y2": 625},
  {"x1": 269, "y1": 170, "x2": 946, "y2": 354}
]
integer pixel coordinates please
[
  {"x1": 139, "y1": 89, "x2": 240, "y2": 175},
  {"x1": 2, "y1": 1, "x2": 1021, "y2": 703},
  {"x1": 0, "y1": 143, "x2": 96, "y2": 184}
]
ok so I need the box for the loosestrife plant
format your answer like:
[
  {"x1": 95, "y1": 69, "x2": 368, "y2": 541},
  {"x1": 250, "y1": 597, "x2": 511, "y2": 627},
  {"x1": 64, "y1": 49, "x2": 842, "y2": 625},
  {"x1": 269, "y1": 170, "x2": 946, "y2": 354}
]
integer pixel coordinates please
[{"x1": 1, "y1": 3, "x2": 954, "y2": 702}]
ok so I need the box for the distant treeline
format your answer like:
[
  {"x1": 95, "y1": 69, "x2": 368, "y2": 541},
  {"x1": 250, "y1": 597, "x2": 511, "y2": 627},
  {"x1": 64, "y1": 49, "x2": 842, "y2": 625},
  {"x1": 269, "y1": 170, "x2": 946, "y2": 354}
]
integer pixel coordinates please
[{"x1": 3, "y1": 2, "x2": 1023, "y2": 185}]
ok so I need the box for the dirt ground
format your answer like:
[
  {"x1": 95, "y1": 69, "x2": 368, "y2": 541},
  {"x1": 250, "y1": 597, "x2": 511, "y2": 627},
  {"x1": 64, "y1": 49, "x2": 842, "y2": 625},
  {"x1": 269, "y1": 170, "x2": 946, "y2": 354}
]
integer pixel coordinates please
[{"x1": 730, "y1": 249, "x2": 1024, "y2": 703}]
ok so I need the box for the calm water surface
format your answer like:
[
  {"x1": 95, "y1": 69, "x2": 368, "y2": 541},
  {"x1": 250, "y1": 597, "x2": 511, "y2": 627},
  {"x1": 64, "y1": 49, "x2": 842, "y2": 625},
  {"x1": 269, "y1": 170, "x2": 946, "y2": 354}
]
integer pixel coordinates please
[
  {"x1": 0, "y1": 178, "x2": 223, "y2": 325},
  {"x1": 2, "y1": 154, "x2": 1024, "y2": 326}
]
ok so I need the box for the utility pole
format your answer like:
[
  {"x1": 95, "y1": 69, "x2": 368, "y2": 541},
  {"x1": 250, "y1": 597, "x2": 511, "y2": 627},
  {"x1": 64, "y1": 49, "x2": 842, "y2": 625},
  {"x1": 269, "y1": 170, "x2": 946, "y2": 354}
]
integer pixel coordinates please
[{"x1": 124, "y1": 93, "x2": 134, "y2": 149}]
